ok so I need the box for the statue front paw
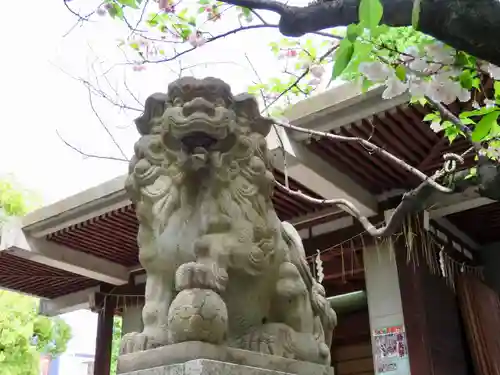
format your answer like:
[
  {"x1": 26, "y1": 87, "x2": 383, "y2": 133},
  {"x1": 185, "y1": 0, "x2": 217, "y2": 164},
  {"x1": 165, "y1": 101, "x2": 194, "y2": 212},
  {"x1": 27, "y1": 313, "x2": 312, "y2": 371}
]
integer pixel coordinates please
[
  {"x1": 175, "y1": 261, "x2": 227, "y2": 292},
  {"x1": 119, "y1": 332, "x2": 168, "y2": 354},
  {"x1": 120, "y1": 332, "x2": 150, "y2": 354}
]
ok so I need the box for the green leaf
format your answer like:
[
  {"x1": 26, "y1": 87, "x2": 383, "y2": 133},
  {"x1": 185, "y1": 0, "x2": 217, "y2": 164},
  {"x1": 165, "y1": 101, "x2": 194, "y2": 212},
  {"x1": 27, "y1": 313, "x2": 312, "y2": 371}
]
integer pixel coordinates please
[
  {"x1": 361, "y1": 77, "x2": 374, "y2": 93},
  {"x1": 423, "y1": 113, "x2": 438, "y2": 122},
  {"x1": 459, "y1": 70, "x2": 474, "y2": 90},
  {"x1": 411, "y1": 0, "x2": 421, "y2": 28},
  {"x1": 332, "y1": 39, "x2": 354, "y2": 79},
  {"x1": 358, "y1": 0, "x2": 383, "y2": 31},
  {"x1": 117, "y1": 0, "x2": 139, "y2": 8},
  {"x1": 465, "y1": 167, "x2": 477, "y2": 180},
  {"x1": 494, "y1": 81, "x2": 500, "y2": 100},
  {"x1": 346, "y1": 24, "x2": 361, "y2": 42},
  {"x1": 395, "y1": 65, "x2": 407, "y2": 81},
  {"x1": 108, "y1": 3, "x2": 124, "y2": 19},
  {"x1": 460, "y1": 106, "x2": 498, "y2": 119},
  {"x1": 472, "y1": 111, "x2": 500, "y2": 142}
]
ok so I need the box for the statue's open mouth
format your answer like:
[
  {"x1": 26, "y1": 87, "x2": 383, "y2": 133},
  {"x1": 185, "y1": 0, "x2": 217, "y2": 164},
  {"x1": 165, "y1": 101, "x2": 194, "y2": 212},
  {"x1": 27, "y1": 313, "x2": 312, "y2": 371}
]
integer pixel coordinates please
[{"x1": 180, "y1": 132, "x2": 219, "y2": 153}]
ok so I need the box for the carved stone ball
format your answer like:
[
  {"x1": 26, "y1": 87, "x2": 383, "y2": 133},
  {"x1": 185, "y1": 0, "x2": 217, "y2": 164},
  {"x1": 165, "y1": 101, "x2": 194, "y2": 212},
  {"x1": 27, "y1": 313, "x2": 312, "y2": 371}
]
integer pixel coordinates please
[{"x1": 167, "y1": 288, "x2": 228, "y2": 344}]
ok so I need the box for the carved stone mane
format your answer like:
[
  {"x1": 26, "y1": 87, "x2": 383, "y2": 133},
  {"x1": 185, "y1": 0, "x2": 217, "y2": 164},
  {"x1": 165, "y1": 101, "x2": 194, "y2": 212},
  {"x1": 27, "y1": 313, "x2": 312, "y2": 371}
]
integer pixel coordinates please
[{"x1": 120, "y1": 77, "x2": 337, "y2": 367}]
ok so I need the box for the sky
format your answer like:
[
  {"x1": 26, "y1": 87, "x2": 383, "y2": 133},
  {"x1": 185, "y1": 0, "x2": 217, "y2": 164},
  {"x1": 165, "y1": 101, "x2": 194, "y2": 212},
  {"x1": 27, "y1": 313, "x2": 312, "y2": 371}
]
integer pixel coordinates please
[
  {"x1": 0, "y1": 0, "x2": 338, "y2": 359},
  {"x1": 0, "y1": 0, "x2": 332, "y2": 205}
]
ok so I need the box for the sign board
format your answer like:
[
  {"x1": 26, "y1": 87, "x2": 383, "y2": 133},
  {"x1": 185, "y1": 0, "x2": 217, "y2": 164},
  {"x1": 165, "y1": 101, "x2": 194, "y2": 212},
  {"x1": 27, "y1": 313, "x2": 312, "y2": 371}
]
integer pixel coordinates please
[{"x1": 373, "y1": 325, "x2": 410, "y2": 375}]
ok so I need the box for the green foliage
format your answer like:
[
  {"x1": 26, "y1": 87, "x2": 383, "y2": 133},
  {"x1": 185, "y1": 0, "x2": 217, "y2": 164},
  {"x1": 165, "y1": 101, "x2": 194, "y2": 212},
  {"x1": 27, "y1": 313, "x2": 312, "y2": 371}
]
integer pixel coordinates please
[
  {"x1": 83, "y1": 0, "x2": 500, "y2": 166},
  {"x1": 471, "y1": 111, "x2": 500, "y2": 142},
  {"x1": 332, "y1": 39, "x2": 354, "y2": 78},
  {"x1": 0, "y1": 291, "x2": 72, "y2": 375},
  {"x1": 358, "y1": 0, "x2": 383, "y2": 31},
  {"x1": 0, "y1": 180, "x2": 71, "y2": 375},
  {"x1": 0, "y1": 179, "x2": 32, "y2": 217},
  {"x1": 110, "y1": 316, "x2": 122, "y2": 375}
]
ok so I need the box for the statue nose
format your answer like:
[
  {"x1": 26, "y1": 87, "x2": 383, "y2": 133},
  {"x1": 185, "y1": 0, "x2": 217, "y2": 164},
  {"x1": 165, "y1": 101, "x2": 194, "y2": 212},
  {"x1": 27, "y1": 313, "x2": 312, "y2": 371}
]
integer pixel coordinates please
[{"x1": 182, "y1": 97, "x2": 216, "y2": 117}]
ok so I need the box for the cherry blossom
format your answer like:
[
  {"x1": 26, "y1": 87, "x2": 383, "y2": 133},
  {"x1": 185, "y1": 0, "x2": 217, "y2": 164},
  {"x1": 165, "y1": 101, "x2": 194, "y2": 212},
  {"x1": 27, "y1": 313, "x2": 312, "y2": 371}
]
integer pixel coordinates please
[
  {"x1": 310, "y1": 65, "x2": 325, "y2": 78},
  {"x1": 308, "y1": 78, "x2": 322, "y2": 86},
  {"x1": 382, "y1": 74, "x2": 408, "y2": 99},
  {"x1": 408, "y1": 78, "x2": 427, "y2": 98},
  {"x1": 488, "y1": 145, "x2": 500, "y2": 159},
  {"x1": 132, "y1": 64, "x2": 147, "y2": 72},
  {"x1": 484, "y1": 98, "x2": 496, "y2": 108},
  {"x1": 424, "y1": 41, "x2": 455, "y2": 64},
  {"x1": 487, "y1": 63, "x2": 500, "y2": 80},
  {"x1": 430, "y1": 121, "x2": 442, "y2": 133},
  {"x1": 408, "y1": 58, "x2": 428, "y2": 72},
  {"x1": 188, "y1": 32, "x2": 206, "y2": 47},
  {"x1": 358, "y1": 61, "x2": 391, "y2": 82},
  {"x1": 401, "y1": 46, "x2": 420, "y2": 62},
  {"x1": 425, "y1": 76, "x2": 470, "y2": 104}
]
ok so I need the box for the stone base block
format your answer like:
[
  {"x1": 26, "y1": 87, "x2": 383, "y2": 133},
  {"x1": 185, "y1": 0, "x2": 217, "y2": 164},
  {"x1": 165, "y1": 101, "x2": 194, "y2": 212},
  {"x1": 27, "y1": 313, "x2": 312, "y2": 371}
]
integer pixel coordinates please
[
  {"x1": 118, "y1": 342, "x2": 333, "y2": 375},
  {"x1": 119, "y1": 359, "x2": 333, "y2": 375}
]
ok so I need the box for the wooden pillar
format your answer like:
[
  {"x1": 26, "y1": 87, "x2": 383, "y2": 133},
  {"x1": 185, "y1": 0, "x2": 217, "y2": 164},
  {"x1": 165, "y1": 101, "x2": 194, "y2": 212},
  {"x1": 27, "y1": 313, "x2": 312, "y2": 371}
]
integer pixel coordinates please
[
  {"x1": 395, "y1": 220, "x2": 470, "y2": 375},
  {"x1": 93, "y1": 296, "x2": 116, "y2": 375},
  {"x1": 363, "y1": 229, "x2": 411, "y2": 375}
]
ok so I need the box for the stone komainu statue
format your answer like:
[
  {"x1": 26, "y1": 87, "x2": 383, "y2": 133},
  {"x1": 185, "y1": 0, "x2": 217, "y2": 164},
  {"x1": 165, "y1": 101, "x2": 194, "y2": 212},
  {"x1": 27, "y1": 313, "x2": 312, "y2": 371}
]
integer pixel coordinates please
[{"x1": 120, "y1": 77, "x2": 337, "y2": 365}]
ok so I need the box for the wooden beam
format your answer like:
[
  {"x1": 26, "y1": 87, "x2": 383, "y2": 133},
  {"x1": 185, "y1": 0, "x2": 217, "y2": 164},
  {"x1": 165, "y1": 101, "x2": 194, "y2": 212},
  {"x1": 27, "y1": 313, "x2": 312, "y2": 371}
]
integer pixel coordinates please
[{"x1": 1, "y1": 220, "x2": 129, "y2": 285}]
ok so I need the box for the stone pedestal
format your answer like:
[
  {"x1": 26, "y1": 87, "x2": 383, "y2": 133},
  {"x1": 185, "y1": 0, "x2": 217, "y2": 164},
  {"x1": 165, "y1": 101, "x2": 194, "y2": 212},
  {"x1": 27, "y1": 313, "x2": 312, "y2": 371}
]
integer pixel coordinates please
[{"x1": 117, "y1": 342, "x2": 334, "y2": 375}]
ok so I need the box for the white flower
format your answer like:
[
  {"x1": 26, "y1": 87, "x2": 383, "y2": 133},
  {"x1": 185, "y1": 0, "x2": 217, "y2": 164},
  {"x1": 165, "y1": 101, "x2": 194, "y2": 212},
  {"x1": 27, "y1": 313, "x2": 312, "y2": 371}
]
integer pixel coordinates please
[
  {"x1": 409, "y1": 78, "x2": 427, "y2": 98},
  {"x1": 308, "y1": 78, "x2": 322, "y2": 86},
  {"x1": 430, "y1": 121, "x2": 442, "y2": 133},
  {"x1": 484, "y1": 98, "x2": 496, "y2": 108},
  {"x1": 426, "y1": 77, "x2": 464, "y2": 105},
  {"x1": 132, "y1": 64, "x2": 146, "y2": 72},
  {"x1": 409, "y1": 58, "x2": 429, "y2": 72},
  {"x1": 359, "y1": 61, "x2": 391, "y2": 82},
  {"x1": 382, "y1": 74, "x2": 408, "y2": 99},
  {"x1": 435, "y1": 68, "x2": 460, "y2": 81},
  {"x1": 96, "y1": 7, "x2": 106, "y2": 16},
  {"x1": 188, "y1": 33, "x2": 206, "y2": 47},
  {"x1": 488, "y1": 145, "x2": 500, "y2": 159},
  {"x1": 456, "y1": 88, "x2": 471, "y2": 103},
  {"x1": 401, "y1": 46, "x2": 420, "y2": 62},
  {"x1": 425, "y1": 42, "x2": 455, "y2": 64},
  {"x1": 487, "y1": 63, "x2": 500, "y2": 80},
  {"x1": 310, "y1": 65, "x2": 325, "y2": 78}
]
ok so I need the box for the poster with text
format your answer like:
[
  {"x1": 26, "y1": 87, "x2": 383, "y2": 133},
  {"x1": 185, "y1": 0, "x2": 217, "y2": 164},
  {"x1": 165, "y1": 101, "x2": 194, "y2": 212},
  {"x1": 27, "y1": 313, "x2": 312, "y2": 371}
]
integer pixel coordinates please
[{"x1": 373, "y1": 325, "x2": 409, "y2": 375}]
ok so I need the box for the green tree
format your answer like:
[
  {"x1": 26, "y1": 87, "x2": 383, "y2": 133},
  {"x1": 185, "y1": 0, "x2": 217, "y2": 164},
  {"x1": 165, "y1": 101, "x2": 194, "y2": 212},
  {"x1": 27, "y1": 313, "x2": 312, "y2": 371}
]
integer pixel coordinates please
[
  {"x1": 0, "y1": 178, "x2": 72, "y2": 375},
  {"x1": 110, "y1": 316, "x2": 122, "y2": 375},
  {"x1": 63, "y1": 0, "x2": 500, "y2": 235}
]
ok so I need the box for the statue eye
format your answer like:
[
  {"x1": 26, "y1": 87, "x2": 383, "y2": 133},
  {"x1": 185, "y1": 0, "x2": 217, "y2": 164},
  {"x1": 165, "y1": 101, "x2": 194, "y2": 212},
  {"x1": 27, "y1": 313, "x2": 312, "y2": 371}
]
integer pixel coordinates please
[{"x1": 173, "y1": 97, "x2": 183, "y2": 106}]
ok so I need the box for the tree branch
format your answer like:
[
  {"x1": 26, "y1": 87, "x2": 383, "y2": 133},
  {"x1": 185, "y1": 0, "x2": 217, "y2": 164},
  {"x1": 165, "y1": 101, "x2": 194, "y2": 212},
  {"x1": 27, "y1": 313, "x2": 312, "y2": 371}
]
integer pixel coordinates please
[
  {"x1": 218, "y1": 0, "x2": 500, "y2": 67},
  {"x1": 56, "y1": 131, "x2": 130, "y2": 163}
]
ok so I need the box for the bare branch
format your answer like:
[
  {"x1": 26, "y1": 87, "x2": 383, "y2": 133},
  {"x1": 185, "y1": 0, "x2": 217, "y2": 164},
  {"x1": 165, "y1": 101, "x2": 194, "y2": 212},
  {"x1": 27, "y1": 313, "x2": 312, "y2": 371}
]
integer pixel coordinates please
[
  {"x1": 86, "y1": 87, "x2": 129, "y2": 160},
  {"x1": 56, "y1": 130, "x2": 129, "y2": 163},
  {"x1": 272, "y1": 118, "x2": 463, "y2": 193},
  {"x1": 143, "y1": 24, "x2": 278, "y2": 64}
]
